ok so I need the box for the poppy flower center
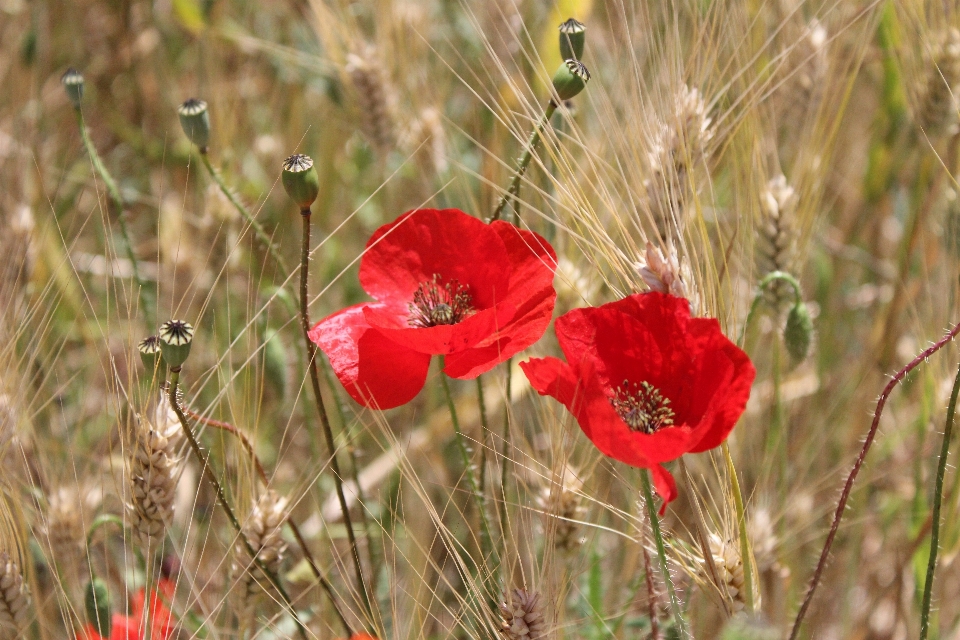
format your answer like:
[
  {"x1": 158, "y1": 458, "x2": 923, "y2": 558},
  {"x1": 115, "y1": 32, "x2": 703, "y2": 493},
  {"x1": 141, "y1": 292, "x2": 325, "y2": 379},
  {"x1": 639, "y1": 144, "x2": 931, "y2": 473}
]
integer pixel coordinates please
[
  {"x1": 408, "y1": 273, "x2": 476, "y2": 328},
  {"x1": 610, "y1": 380, "x2": 676, "y2": 434}
]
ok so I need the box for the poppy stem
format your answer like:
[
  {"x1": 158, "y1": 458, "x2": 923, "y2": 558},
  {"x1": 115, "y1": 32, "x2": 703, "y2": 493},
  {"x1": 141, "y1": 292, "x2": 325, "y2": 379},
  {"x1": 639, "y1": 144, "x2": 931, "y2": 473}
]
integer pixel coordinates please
[
  {"x1": 639, "y1": 469, "x2": 687, "y2": 638},
  {"x1": 439, "y1": 358, "x2": 495, "y2": 576},
  {"x1": 198, "y1": 150, "x2": 290, "y2": 276},
  {"x1": 737, "y1": 270, "x2": 803, "y2": 347},
  {"x1": 73, "y1": 108, "x2": 154, "y2": 324},
  {"x1": 919, "y1": 358, "x2": 960, "y2": 640},
  {"x1": 788, "y1": 319, "x2": 960, "y2": 640},
  {"x1": 491, "y1": 102, "x2": 558, "y2": 223},
  {"x1": 474, "y1": 376, "x2": 496, "y2": 569},
  {"x1": 181, "y1": 407, "x2": 354, "y2": 638},
  {"x1": 298, "y1": 210, "x2": 375, "y2": 622},
  {"x1": 166, "y1": 371, "x2": 308, "y2": 640}
]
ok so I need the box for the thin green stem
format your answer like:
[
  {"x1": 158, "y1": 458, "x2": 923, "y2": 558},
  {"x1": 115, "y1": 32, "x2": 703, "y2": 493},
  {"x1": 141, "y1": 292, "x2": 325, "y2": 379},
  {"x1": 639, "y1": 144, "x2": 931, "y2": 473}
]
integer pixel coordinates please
[
  {"x1": 498, "y1": 359, "x2": 513, "y2": 580},
  {"x1": 474, "y1": 376, "x2": 494, "y2": 567},
  {"x1": 167, "y1": 371, "x2": 307, "y2": 640},
  {"x1": 491, "y1": 102, "x2": 558, "y2": 223},
  {"x1": 640, "y1": 469, "x2": 686, "y2": 638},
  {"x1": 199, "y1": 151, "x2": 290, "y2": 275},
  {"x1": 298, "y1": 210, "x2": 374, "y2": 621},
  {"x1": 439, "y1": 357, "x2": 494, "y2": 569},
  {"x1": 722, "y1": 443, "x2": 755, "y2": 613},
  {"x1": 74, "y1": 109, "x2": 153, "y2": 322},
  {"x1": 919, "y1": 359, "x2": 960, "y2": 640},
  {"x1": 85, "y1": 514, "x2": 126, "y2": 548}
]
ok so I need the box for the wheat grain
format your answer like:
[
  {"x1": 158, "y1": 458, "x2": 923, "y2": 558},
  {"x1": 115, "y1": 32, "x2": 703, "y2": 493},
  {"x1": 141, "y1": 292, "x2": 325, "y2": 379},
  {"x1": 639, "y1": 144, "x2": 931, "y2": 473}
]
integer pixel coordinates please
[{"x1": 500, "y1": 588, "x2": 546, "y2": 640}]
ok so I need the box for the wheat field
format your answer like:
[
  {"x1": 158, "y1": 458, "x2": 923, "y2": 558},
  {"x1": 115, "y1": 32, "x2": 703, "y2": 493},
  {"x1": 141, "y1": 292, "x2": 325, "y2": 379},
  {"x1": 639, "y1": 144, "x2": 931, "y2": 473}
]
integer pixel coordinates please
[{"x1": 2, "y1": 0, "x2": 960, "y2": 638}]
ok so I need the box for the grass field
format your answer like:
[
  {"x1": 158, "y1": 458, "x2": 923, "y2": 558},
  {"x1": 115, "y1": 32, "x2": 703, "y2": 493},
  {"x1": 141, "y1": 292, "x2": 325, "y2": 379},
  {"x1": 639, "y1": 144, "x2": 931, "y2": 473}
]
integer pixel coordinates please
[{"x1": 2, "y1": 0, "x2": 960, "y2": 638}]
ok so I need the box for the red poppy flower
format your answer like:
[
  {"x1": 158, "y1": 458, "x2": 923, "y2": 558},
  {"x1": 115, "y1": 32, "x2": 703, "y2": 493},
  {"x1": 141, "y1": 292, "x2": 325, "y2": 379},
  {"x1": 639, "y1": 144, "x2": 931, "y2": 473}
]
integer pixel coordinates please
[
  {"x1": 309, "y1": 208, "x2": 557, "y2": 409},
  {"x1": 78, "y1": 580, "x2": 176, "y2": 640},
  {"x1": 520, "y1": 292, "x2": 754, "y2": 511}
]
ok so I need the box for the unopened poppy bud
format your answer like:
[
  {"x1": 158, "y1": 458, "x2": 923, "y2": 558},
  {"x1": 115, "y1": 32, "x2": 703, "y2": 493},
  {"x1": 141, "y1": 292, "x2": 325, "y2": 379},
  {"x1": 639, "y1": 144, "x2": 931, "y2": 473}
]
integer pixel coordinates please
[
  {"x1": 558, "y1": 18, "x2": 586, "y2": 61},
  {"x1": 783, "y1": 301, "x2": 814, "y2": 363},
  {"x1": 138, "y1": 335, "x2": 167, "y2": 382},
  {"x1": 552, "y1": 60, "x2": 590, "y2": 102},
  {"x1": 84, "y1": 577, "x2": 112, "y2": 639},
  {"x1": 178, "y1": 98, "x2": 211, "y2": 151},
  {"x1": 61, "y1": 68, "x2": 84, "y2": 109},
  {"x1": 158, "y1": 320, "x2": 194, "y2": 370},
  {"x1": 282, "y1": 154, "x2": 320, "y2": 211}
]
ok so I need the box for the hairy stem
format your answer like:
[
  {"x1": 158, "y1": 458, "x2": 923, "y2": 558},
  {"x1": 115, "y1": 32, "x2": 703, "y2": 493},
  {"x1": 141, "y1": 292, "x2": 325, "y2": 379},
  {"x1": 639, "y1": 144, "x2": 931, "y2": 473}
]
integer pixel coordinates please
[
  {"x1": 919, "y1": 359, "x2": 960, "y2": 640},
  {"x1": 182, "y1": 407, "x2": 354, "y2": 636},
  {"x1": 640, "y1": 469, "x2": 686, "y2": 638},
  {"x1": 199, "y1": 150, "x2": 289, "y2": 275},
  {"x1": 789, "y1": 320, "x2": 960, "y2": 640},
  {"x1": 298, "y1": 210, "x2": 373, "y2": 621},
  {"x1": 74, "y1": 109, "x2": 153, "y2": 322},
  {"x1": 491, "y1": 102, "x2": 558, "y2": 223},
  {"x1": 167, "y1": 371, "x2": 307, "y2": 640}
]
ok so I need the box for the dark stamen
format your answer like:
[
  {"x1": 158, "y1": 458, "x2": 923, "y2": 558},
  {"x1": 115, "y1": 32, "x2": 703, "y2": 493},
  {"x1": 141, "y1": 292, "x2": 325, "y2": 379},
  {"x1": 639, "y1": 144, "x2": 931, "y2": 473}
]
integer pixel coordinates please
[
  {"x1": 408, "y1": 274, "x2": 475, "y2": 328},
  {"x1": 610, "y1": 380, "x2": 675, "y2": 434}
]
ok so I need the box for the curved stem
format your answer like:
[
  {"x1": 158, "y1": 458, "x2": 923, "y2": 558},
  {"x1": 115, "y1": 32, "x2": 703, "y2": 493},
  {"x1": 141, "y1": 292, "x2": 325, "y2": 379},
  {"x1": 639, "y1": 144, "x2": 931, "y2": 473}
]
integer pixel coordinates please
[
  {"x1": 167, "y1": 371, "x2": 307, "y2": 640},
  {"x1": 919, "y1": 359, "x2": 960, "y2": 640},
  {"x1": 789, "y1": 320, "x2": 960, "y2": 640},
  {"x1": 199, "y1": 150, "x2": 289, "y2": 275},
  {"x1": 491, "y1": 102, "x2": 557, "y2": 223},
  {"x1": 298, "y1": 210, "x2": 373, "y2": 621},
  {"x1": 182, "y1": 407, "x2": 354, "y2": 637},
  {"x1": 640, "y1": 469, "x2": 686, "y2": 638},
  {"x1": 738, "y1": 270, "x2": 803, "y2": 347},
  {"x1": 74, "y1": 109, "x2": 153, "y2": 322}
]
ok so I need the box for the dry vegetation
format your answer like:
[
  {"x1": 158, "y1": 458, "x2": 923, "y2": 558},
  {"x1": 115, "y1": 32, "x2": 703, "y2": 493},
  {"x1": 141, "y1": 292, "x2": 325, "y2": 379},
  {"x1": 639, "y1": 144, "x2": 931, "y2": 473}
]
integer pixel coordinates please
[{"x1": 2, "y1": 0, "x2": 960, "y2": 638}]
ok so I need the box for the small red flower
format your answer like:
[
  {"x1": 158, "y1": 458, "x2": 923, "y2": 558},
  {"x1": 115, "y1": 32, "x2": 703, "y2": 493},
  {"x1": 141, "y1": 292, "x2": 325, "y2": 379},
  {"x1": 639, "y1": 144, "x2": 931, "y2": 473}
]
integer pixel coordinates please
[
  {"x1": 310, "y1": 208, "x2": 557, "y2": 408},
  {"x1": 78, "y1": 580, "x2": 176, "y2": 640},
  {"x1": 520, "y1": 292, "x2": 755, "y2": 511}
]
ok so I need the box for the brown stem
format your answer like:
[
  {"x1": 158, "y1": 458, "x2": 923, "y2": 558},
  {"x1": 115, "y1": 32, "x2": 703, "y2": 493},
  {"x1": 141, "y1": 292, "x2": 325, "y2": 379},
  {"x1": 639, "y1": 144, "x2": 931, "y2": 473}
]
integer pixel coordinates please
[
  {"x1": 182, "y1": 407, "x2": 353, "y2": 636},
  {"x1": 788, "y1": 319, "x2": 960, "y2": 639},
  {"x1": 299, "y1": 210, "x2": 373, "y2": 621}
]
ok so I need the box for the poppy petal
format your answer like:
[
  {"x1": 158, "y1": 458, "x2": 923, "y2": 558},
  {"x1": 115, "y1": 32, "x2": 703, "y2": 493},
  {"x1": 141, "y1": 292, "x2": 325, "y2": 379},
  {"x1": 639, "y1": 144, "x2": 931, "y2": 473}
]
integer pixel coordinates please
[
  {"x1": 650, "y1": 465, "x2": 678, "y2": 515},
  {"x1": 309, "y1": 304, "x2": 432, "y2": 409},
  {"x1": 359, "y1": 209, "x2": 510, "y2": 308}
]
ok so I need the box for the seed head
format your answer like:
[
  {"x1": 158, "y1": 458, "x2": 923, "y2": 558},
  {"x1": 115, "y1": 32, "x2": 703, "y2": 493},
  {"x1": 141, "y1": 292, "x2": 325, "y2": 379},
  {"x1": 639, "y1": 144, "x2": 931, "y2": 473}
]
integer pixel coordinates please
[
  {"x1": 177, "y1": 98, "x2": 211, "y2": 151},
  {"x1": 0, "y1": 552, "x2": 30, "y2": 633},
  {"x1": 158, "y1": 320, "x2": 194, "y2": 370},
  {"x1": 138, "y1": 335, "x2": 166, "y2": 383},
  {"x1": 281, "y1": 154, "x2": 321, "y2": 211},
  {"x1": 346, "y1": 46, "x2": 397, "y2": 153},
  {"x1": 756, "y1": 175, "x2": 799, "y2": 310},
  {"x1": 558, "y1": 18, "x2": 586, "y2": 61},
  {"x1": 552, "y1": 59, "x2": 590, "y2": 102},
  {"x1": 500, "y1": 588, "x2": 546, "y2": 640},
  {"x1": 918, "y1": 28, "x2": 960, "y2": 136},
  {"x1": 61, "y1": 68, "x2": 84, "y2": 109}
]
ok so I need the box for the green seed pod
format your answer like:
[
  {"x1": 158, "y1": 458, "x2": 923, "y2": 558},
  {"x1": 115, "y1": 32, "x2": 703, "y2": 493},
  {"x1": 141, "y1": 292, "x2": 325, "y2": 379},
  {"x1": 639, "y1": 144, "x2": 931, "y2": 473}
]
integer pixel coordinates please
[
  {"x1": 61, "y1": 68, "x2": 84, "y2": 109},
  {"x1": 138, "y1": 335, "x2": 167, "y2": 382},
  {"x1": 282, "y1": 154, "x2": 321, "y2": 211},
  {"x1": 84, "y1": 577, "x2": 112, "y2": 639},
  {"x1": 177, "y1": 98, "x2": 211, "y2": 151},
  {"x1": 558, "y1": 18, "x2": 586, "y2": 61},
  {"x1": 783, "y1": 301, "x2": 814, "y2": 364},
  {"x1": 158, "y1": 320, "x2": 194, "y2": 370},
  {"x1": 551, "y1": 59, "x2": 591, "y2": 102}
]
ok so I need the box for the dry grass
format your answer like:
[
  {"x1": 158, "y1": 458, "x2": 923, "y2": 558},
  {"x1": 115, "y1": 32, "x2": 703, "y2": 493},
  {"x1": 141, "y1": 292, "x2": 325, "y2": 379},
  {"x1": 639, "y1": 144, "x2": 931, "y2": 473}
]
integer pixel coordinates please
[{"x1": 2, "y1": 0, "x2": 960, "y2": 638}]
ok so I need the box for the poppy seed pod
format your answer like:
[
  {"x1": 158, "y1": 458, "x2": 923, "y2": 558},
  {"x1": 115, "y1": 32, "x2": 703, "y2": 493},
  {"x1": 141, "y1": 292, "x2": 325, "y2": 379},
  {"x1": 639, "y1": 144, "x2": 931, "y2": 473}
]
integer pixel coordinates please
[
  {"x1": 177, "y1": 99, "x2": 211, "y2": 151},
  {"x1": 138, "y1": 335, "x2": 167, "y2": 382},
  {"x1": 282, "y1": 154, "x2": 321, "y2": 211},
  {"x1": 84, "y1": 577, "x2": 112, "y2": 639},
  {"x1": 158, "y1": 320, "x2": 194, "y2": 370},
  {"x1": 784, "y1": 301, "x2": 814, "y2": 364},
  {"x1": 61, "y1": 68, "x2": 84, "y2": 109},
  {"x1": 552, "y1": 60, "x2": 590, "y2": 102},
  {"x1": 558, "y1": 18, "x2": 586, "y2": 61}
]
